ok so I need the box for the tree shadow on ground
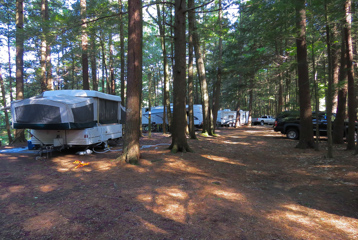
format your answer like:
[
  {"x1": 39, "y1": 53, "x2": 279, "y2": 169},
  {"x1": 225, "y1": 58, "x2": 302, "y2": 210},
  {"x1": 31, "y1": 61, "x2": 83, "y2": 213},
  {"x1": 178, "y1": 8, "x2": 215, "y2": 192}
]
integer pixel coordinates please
[{"x1": 0, "y1": 128, "x2": 357, "y2": 239}]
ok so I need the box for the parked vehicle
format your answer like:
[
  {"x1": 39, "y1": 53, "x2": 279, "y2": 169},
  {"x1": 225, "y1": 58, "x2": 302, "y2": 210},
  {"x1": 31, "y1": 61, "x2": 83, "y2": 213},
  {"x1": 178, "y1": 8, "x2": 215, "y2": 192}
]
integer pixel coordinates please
[
  {"x1": 142, "y1": 104, "x2": 203, "y2": 129},
  {"x1": 11, "y1": 90, "x2": 125, "y2": 151},
  {"x1": 252, "y1": 115, "x2": 275, "y2": 125},
  {"x1": 273, "y1": 111, "x2": 355, "y2": 140},
  {"x1": 216, "y1": 110, "x2": 250, "y2": 127},
  {"x1": 217, "y1": 110, "x2": 236, "y2": 127}
]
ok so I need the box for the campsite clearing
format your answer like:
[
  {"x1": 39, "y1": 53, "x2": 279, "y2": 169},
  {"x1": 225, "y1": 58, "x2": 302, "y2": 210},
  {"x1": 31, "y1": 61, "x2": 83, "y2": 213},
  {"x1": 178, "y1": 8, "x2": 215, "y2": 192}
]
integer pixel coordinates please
[{"x1": 0, "y1": 126, "x2": 357, "y2": 239}]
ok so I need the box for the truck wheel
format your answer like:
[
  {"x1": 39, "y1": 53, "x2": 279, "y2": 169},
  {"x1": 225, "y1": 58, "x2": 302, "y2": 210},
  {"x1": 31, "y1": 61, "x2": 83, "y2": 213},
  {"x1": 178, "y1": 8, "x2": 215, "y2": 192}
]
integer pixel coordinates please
[
  {"x1": 287, "y1": 128, "x2": 299, "y2": 140},
  {"x1": 260, "y1": 120, "x2": 264, "y2": 126}
]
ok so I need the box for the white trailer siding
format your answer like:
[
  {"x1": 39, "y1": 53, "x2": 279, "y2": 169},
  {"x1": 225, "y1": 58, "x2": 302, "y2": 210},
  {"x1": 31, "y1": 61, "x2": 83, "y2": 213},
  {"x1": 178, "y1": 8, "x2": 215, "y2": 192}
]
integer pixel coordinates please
[{"x1": 31, "y1": 124, "x2": 122, "y2": 147}]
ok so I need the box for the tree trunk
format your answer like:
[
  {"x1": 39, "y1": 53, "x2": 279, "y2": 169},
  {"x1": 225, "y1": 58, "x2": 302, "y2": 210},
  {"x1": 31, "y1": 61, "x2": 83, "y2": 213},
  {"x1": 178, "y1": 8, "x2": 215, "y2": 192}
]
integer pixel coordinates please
[
  {"x1": 344, "y1": 0, "x2": 356, "y2": 150},
  {"x1": 191, "y1": 16, "x2": 211, "y2": 135},
  {"x1": 100, "y1": 32, "x2": 109, "y2": 94},
  {"x1": 325, "y1": 1, "x2": 333, "y2": 158},
  {"x1": 40, "y1": 0, "x2": 47, "y2": 92},
  {"x1": 295, "y1": 0, "x2": 314, "y2": 149},
  {"x1": 148, "y1": 72, "x2": 152, "y2": 138},
  {"x1": 119, "y1": 0, "x2": 125, "y2": 103},
  {"x1": 331, "y1": 23, "x2": 340, "y2": 112},
  {"x1": 109, "y1": 32, "x2": 115, "y2": 95},
  {"x1": 0, "y1": 68, "x2": 13, "y2": 143},
  {"x1": 7, "y1": 15, "x2": 14, "y2": 102},
  {"x1": 333, "y1": 25, "x2": 347, "y2": 144},
  {"x1": 14, "y1": 0, "x2": 26, "y2": 143},
  {"x1": 212, "y1": 0, "x2": 223, "y2": 133},
  {"x1": 90, "y1": 32, "x2": 98, "y2": 91},
  {"x1": 81, "y1": 0, "x2": 89, "y2": 90},
  {"x1": 119, "y1": 0, "x2": 142, "y2": 164},
  {"x1": 235, "y1": 101, "x2": 241, "y2": 128},
  {"x1": 156, "y1": 3, "x2": 171, "y2": 133},
  {"x1": 187, "y1": 0, "x2": 196, "y2": 139},
  {"x1": 45, "y1": 0, "x2": 52, "y2": 91},
  {"x1": 170, "y1": 0, "x2": 191, "y2": 153}
]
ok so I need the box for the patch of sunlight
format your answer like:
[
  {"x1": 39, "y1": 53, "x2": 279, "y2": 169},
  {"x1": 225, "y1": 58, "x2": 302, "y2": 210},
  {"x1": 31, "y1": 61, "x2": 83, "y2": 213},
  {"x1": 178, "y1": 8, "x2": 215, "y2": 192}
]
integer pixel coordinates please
[
  {"x1": 230, "y1": 136, "x2": 246, "y2": 139},
  {"x1": 23, "y1": 211, "x2": 68, "y2": 232},
  {"x1": 202, "y1": 154, "x2": 245, "y2": 166},
  {"x1": 212, "y1": 189, "x2": 247, "y2": 202},
  {"x1": 223, "y1": 140, "x2": 250, "y2": 145},
  {"x1": 93, "y1": 162, "x2": 112, "y2": 171},
  {"x1": 52, "y1": 158, "x2": 95, "y2": 172},
  {"x1": 137, "y1": 194, "x2": 153, "y2": 203},
  {"x1": 143, "y1": 187, "x2": 191, "y2": 224},
  {"x1": 167, "y1": 190, "x2": 188, "y2": 200},
  {"x1": 9, "y1": 185, "x2": 25, "y2": 193},
  {"x1": 39, "y1": 184, "x2": 57, "y2": 193},
  {"x1": 27, "y1": 174, "x2": 44, "y2": 180},
  {"x1": 0, "y1": 193, "x2": 10, "y2": 200},
  {"x1": 163, "y1": 160, "x2": 206, "y2": 175},
  {"x1": 139, "y1": 217, "x2": 168, "y2": 234},
  {"x1": 57, "y1": 168, "x2": 70, "y2": 172},
  {"x1": 244, "y1": 130, "x2": 268, "y2": 134},
  {"x1": 263, "y1": 133, "x2": 280, "y2": 137},
  {"x1": 267, "y1": 204, "x2": 358, "y2": 238},
  {"x1": 314, "y1": 165, "x2": 349, "y2": 169}
]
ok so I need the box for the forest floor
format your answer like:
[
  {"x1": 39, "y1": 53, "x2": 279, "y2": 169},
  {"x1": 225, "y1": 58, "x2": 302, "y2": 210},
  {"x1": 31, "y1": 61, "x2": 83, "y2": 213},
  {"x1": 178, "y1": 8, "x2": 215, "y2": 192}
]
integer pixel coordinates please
[{"x1": 0, "y1": 125, "x2": 358, "y2": 240}]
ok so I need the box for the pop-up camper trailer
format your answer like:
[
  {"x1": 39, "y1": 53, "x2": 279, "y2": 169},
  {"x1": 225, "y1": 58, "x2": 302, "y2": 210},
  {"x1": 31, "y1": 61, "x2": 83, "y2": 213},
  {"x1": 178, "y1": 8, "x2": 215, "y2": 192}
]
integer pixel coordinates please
[{"x1": 11, "y1": 90, "x2": 125, "y2": 151}]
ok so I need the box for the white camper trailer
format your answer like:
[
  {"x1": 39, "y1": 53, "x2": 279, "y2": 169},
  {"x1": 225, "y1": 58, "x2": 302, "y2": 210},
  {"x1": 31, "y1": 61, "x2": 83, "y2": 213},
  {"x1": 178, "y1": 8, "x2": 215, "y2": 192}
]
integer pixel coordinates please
[
  {"x1": 11, "y1": 90, "x2": 125, "y2": 151},
  {"x1": 217, "y1": 110, "x2": 237, "y2": 126},
  {"x1": 192, "y1": 104, "x2": 203, "y2": 128},
  {"x1": 142, "y1": 106, "x2": 168, "y2": 126},
  {"x1": 142, "y1": 104, "x2": 203, "y2": 130},
  {"x1": 216, "y1": 109, "x2": 249, "y2": 127}
]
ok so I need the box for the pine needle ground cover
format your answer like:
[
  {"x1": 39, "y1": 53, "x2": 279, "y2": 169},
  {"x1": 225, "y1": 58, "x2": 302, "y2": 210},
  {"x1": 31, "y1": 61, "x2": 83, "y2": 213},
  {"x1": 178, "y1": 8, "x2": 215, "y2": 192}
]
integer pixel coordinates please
[{"x1": 0, "y1": 127, "x2": 357, "y2": 239}]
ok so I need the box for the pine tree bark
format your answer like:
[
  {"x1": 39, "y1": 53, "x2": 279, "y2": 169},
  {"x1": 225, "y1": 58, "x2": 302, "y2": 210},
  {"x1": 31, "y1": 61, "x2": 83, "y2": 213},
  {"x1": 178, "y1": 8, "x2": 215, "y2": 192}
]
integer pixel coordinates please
[
  {"x1": 14, "y1": 0, "x2": 26, "y2": 143},
  {"x1": 40, "y1": 0, "x2": 47, "y2": 92},
  {"x1": 170, "y1": 0, "x2": 191, "y2": 153},
  {"x1": 81, "y1": 0, "x2": 89, "y2": 90},
  {"x1": 109, "y1": 32, "x2": 115, "y2": 95},
  {"x1": 325, "y1": 1, "x2": 333, "y2": 158},
  {"x1": 119, "y1": 0, "x2": 125, "y2": 103},
  {"x1": 119, "y1": 0, "x2": 142, "y2": 164},
  {"x1": 156, "y1": 3, "x2": 171, "y2": 133},
  {"x1": 191, "y1": 10, "x2": 212, "y2": 135},
  {"x1": 344, "y1": 0, "x2": 356, "y2": 150},
  {"x1": 212, "y1": 0, "x2": 223, "y2": 133},
  {"x1": 295, "y1": 0, "x2": 314, "y2": 149},
  {"x1": 0, "y1": 68, "x2": 13, "y2": 143},
  {"x1": 333, "y1": 26, "x2": 347, "y2": 144},
  {"x1": 187, "y1": 0, "x2": 196, "y2": 139},
  {"x1": 90, "y1": 32, "x2": 98, "y2": 91}
]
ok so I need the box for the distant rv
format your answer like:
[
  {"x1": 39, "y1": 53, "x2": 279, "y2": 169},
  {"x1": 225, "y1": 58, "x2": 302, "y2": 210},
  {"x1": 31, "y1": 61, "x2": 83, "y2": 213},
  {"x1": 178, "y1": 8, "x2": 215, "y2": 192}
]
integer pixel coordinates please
[
  {"x1": 142, "y1": 104, "x2": 203, "y2": 129},
  {"x1": 11, "y1": 90, "x2": 125, "y2": 151},
  {"x1": 217, "y1": 109, "x2": 249, "y2": 127}
]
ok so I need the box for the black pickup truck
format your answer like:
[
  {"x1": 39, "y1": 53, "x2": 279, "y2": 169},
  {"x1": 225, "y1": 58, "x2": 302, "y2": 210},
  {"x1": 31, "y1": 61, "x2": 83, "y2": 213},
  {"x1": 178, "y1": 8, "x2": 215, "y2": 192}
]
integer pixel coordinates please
[{"x1": 273, "y1": 111, "x2": 351, "y2": 140}]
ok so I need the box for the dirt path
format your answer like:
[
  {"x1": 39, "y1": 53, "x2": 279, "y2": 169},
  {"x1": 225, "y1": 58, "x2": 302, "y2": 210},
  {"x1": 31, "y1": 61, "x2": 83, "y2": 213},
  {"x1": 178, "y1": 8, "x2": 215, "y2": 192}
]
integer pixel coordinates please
[{"x1": 1, "y1": 126, "x2": 357, "y2": 239}]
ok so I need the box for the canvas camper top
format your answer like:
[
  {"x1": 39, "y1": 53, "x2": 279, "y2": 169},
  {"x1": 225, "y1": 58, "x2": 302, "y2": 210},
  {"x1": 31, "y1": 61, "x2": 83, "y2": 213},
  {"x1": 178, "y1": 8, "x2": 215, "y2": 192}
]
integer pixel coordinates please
[
  {"x1": 42, "y1": 90, "x2": 122, "y2": 102},
  {"x1": 11, "y1": 90, "x2": 124, "y2": 130}
]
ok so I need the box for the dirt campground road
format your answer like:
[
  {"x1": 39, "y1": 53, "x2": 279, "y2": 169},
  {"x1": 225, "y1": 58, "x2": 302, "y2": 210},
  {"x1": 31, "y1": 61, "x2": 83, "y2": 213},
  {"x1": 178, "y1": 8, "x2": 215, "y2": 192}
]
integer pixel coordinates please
[{"x1": 0, "y1": 126, "x2": 357, "y2": 240}]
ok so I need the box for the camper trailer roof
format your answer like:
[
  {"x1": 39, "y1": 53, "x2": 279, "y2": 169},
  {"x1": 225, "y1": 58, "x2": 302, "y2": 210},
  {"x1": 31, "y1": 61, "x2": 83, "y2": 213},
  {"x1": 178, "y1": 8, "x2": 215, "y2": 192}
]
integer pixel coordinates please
[{"x1": 42, "y1": 90, "x2": 122, "y2": 102}]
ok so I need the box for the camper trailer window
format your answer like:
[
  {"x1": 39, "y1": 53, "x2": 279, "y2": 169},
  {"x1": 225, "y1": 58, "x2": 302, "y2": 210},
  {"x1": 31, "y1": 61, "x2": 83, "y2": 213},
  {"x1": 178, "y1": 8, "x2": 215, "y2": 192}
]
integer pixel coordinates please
[
  {"x1": 72, "y1": 104, "x2": 94, "y2": 123},
  {"x1": 99, "y1": 99, "x2": 118, "y2": 124},
  {"x1": 15, "y1": 104, "x2": 61, "y2": 124}
]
